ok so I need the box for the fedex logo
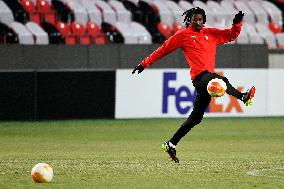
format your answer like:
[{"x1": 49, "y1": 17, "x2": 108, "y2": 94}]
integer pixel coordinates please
[{"x1": 162, "y1": 72, "x2": 244, "y2": 115}]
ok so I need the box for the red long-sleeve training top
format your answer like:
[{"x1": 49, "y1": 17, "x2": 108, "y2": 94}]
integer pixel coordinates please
[{"x1": 141, "y1": 22, "x2": 242, "y2": 80}]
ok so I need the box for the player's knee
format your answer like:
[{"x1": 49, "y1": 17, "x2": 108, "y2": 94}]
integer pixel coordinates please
[
  {"x1": 221, "y1": 76, "x2": 228, "y2": 83},
  {"x1": 190, "y1": 112, "x2": 204, "y2": 125}
]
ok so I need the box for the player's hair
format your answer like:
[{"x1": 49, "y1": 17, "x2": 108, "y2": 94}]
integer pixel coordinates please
[{"x1": 182, "y1": 7, "x2": 206, "y2": 27}]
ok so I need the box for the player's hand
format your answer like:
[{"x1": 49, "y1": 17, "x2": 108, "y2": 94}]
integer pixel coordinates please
[
  {"x1": 132, "y1": 64, "x2": 144, "y2": 74},
  {"x1": 233, "y1": 11, "x2": 244, "y2": 24}
]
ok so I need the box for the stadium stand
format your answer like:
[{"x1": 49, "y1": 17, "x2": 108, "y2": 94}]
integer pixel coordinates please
[{"x1": 0, "y1": 0, "x2": 283, "y2": 48}]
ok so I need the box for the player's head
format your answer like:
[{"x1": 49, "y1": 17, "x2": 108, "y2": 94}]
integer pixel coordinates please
[{"x1": 182, "y1": 7, "x2": 206, "y2": 31}]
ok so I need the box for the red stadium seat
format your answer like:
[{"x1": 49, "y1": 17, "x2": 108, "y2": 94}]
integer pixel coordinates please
[
  {"x1": 65, "y1": 35, "x2": 77, "y2": 45},
  {"x1": 56, "y1": 22, "x2": 71, "y2": 38},
  {"x1": 86, "y1": 22, "x2": 102, "y2": 36},
  {"x1": 172, "y1": 22, "x2": 183, "y2": 34},
  {"x1": 30, "y1": 11, "x2": 42, "y2": 24},
  {"x1": 269, "y1": 21, "x2": 283, "y2": 34},
  {"x1": 20, "y1": 0, "x2": 36, "y2": 13},
  {"x1": 157, "y1": 22, "x2": 172, "y2": 39},
  {"x1": 95, "y1": 35, "x2": 107, "y2": 44},
  {"x1": 80, "y1": 35, "x2": 91, "y2": 45},
  {"x1": 36, "y1": 0, "x2": 52, "y2": 13},
  {"x1": 70, "y1": 22, "x2": 85, "y2": 36},
  {"x1": 44, "y1": 10, "x2": 57, "y2": 25}
]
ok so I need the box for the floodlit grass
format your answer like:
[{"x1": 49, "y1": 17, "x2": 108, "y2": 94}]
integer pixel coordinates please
[{"x1": 0, "y1": 117, "x2": 283, "y2": 189}]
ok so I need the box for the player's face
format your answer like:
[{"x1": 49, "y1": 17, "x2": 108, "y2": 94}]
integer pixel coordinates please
[{"x1": 191, "y1": 14, "x2": 204, "y2": 31}]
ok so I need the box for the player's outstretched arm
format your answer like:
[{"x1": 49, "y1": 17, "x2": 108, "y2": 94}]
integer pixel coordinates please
[{"x1": 132, "y1": 64, "x2": 144, "y2": 74}]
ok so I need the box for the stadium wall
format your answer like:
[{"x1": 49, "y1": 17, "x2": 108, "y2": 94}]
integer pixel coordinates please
[
  {"x1": 0, "y1": 44, "x2": 277, "y2": 120},
  {"x1": 0, "y1": 70, "x2": 115, "y2": 120},
  {"x1": 0, "y1": 44, "x2": 268, "y2": 70}
]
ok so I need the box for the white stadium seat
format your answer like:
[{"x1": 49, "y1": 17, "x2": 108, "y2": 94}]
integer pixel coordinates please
[
  {"x1": 130, "y1": 22, "x2": 152, "y2": 44},
  {"x1": 114, "y1": 22, "x2": 138, "y2": 44},
  {"x1": 63, "y1": 0, "x2": 89, "y2": 26},
  {"x1": 275, "y1": 33, "x2": 284, "y2": 48},
  {"x1": 26, "y1": 22, "x2": 49, "y2": 45},
  {"x1": 179, "y1": 0, "x2": 194, "y2": 11},
  {"x1": 0, "y1": 1, "x2": 14, "y2": 25},
  {"x1": 243, "y1": 23, "x2": 264, "y2": 45},
  {"x1": 109, "y1": 0, "x2": 132, "y2": 24},
  {"x1": 152, "y1": 0, "x2": 174, "y2": 26},
  {"x1": 9, "y1": 22, "x2": 34, "y2": 44},
  {"x1": 261, "y1": 0, "x2": 283, "y2": 27},
  {"x1": 165, "y1": 1, "x2": 184, "y2": 25},
  {"x1": 95, "y1": 0, "x2": 117, "y2": 25},
  {"x1": 207, "y1": 0, "x2": 230, "y2": 27},
  {"x1": 247, "y1": 1, "x2": 269, "y2": 25},
  {"x1": 80, "y1": 0, "x2": 102, "y2": 26},
  {"x1": 255, "y1": 22, "x2": 277, "y2": 48}
]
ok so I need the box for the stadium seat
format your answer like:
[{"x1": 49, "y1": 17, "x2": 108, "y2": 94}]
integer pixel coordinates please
[
  {"x1": 262, "y1": 1, "x2": 283, "y2": 28},
  {"x1": 165, "y1": 1, "x2": 184, "y2": 25},
  {"x1": 114, "y1": 22, "x2": 138, "y2": 44},
  {"x1": 70, "y1": 22, "x2": 85, "y2": 36},
  {"x1": 101, "y1": 22, "x2": 123, "y2": 43},
  {"x1": 275, "y1": 33, "x2": 284, "y2": 48},
  {"x1": 80, "y1": 0, "x2": 102, "y2": 26},
  {"x1": 36, "y1": 0, "x2": 51, "y2": 13},
  {"x1": 52, "y1": 0, "x2": 74, "y2": 23},
  {"x1": 95, "y1": 0, "x2": 117, "y2": 25},
  {"x1": 243, "y1": 23, "x2": 264, "y2": 45},
  {"x1": 44, "y1": 10, "x2": 57, "y2": 25},
  {"x1": 0, "y1": 22, "x2": 18, "y2": 43},
  {"x1": 26, "y1": 21, "x2": 49, "y2": 44},
  {"x1": 207, "y1": 0, "x2": 231, "y2": 27},
  {"x1": 130, "y1": 22, "x2": 152, "y2": 44},
  {"x1": 65, "y1": 0, "x2": 88, "y2": 26},
  {"x1": 247, "y1": 1, "x2": 269, "y2": 25},
  {"x1": 29, "y1": 11, "x2": 42, "y2": 24},
  {"x1": 151, "y1": 0, "x2": 174, "y2": 26},
  {"x1": 157, "y1": 22, "x2": 172, "y2": 39},
  {"x1": 122, "y1": 0, "x2": 143, "y2": 24},
  {"x1": 172, "y1": 22, "x2": 183, "y2": 34},
  {"x1": 86, "y1": 22, "x2": 102, "y2": 36},
  {"x1": 70, "y1": 21, "x2": 92, "y2": 45},
  {"x1": 56, "y1": 21, "x2": 70, "y2": 38},
  {"x1": 2, "y1": 0, "x2": 28, "y2": 23},
  {"x1": 179, "y1": 0, "x2": 194, "y2": 11},
  {"x1": 20, "y1": 0, "x2": 36, "y2": 14},
  {"x1": 9, "y1": 21, "x2": 34, "y2": 44},
  {"x1": 255, "y1": 22, "x2": 277, "y2": 48},
  {"x1": 0, "y1": 1, "x2": 14, "y2": 25},
  {"x1": 41, "y1": 22, "x2": 64, "y2": 44},
  {"x1": 85, "y1": 22, "x2": 107, "y2": 44},
  {"x1": 269, "y1": 21, "x2": 283, "y2": 34},
  {"x1": 109, "y1": 0, "x2": 132, "y2": 23}
]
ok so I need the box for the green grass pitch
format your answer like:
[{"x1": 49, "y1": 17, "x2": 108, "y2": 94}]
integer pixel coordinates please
[{"x1": 0, "y1": 117, "x2": 283, "y2": 189}]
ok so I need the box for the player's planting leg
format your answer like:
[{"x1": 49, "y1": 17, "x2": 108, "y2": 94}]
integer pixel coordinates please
[{"x1": 162, "y1": 93, "x2": 211, "y2": 162}]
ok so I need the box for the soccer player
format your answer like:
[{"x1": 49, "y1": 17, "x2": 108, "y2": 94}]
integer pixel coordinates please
[{"x1": 132, "y1": 7, "x2": 256, "y2": 163}]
